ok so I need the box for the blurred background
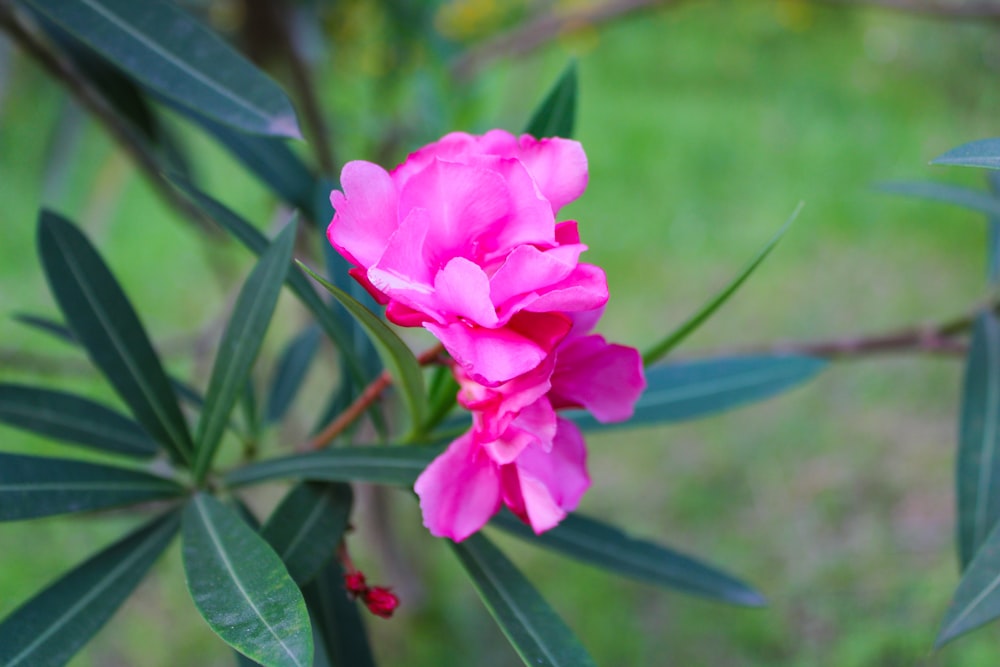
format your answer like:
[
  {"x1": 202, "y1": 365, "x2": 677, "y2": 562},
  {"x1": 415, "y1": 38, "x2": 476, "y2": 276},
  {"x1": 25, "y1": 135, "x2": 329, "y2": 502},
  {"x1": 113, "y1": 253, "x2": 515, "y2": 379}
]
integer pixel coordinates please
[{"x1": 3, "y1": 0, "x2": 1000, "y2": 664}]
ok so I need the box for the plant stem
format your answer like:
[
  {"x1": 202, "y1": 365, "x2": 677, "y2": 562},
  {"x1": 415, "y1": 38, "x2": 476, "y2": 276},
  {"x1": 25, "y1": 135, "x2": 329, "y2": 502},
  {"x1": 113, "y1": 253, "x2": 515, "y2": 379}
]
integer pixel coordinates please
[{"x1": 306, "y1": 344, "x2": 446, "y2": 450}]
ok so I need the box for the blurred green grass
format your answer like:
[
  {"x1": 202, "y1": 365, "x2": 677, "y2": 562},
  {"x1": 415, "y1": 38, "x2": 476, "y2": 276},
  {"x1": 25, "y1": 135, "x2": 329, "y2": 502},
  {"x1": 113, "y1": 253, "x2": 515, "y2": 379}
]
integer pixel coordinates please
[{"x1": 3, "y1": 1, "x2": 1000, "y2": 665}]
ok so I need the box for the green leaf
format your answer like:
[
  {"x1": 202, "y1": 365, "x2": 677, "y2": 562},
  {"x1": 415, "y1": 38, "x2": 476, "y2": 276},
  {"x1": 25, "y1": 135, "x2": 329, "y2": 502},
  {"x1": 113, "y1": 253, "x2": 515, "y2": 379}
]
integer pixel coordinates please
[
  {"x1": 298, "y1": 261, "x2": 428, "y2": 438},
  {"x1": 183, "y1": 493, "x2": 312, "y2": 667},
  {"x1": 450, "y1": 533, "x2": 596, "y2": 667},
  {"x1": 878, "y1": 181, "x2": 1000, "y2": 219},
  {"x1": 27, "y1": 6, "x2": 191, "y2": 177},
  {"x1": 0, "y1": 383, "x2": 158, "y2": 458},
  {"x1": 304, "y1": 560, "x2": 376, "y2": 667},
  {"x1": 12, "y1": 313, "x2": 77, "y2": 345},
  {"x1": 265, "y1": 326, "x2": 321, "y2": 424},
  {"x1": 24, "y1": 0, "x2": 301, "y2": 138},
  {"x1": 524, "y1": 62, "x2": 577, "y2": 139},
  {"x1": 571, "y1": 355, "x2": 826, "y2": 432},
  {"x1": 170, "y1": 179, "x2": 367, "y2": 389},
  {"x1": 0, "y1": 452, "x2": 185, "y2": 521},
  {"x1": 224, "y1": 446, "x2": 441, "y2": 489},
  {"x1": 261, "y1": 482, "x2": 353, "y2": 586},
  {"x1": 937, "y1": 519, "x2": 1000, "y2": 647},
  {"x1": 933, "y1": 138, "x2": 1000, "y2": 170},
  {"x1": 958, "y1": 313, "x2": 1000, "y2": 568},
  {"x1": 0, "y1": 510, "x2": 180, "y2": 667},
  {"x1": 175, "y1": 109, "x2": 317, "y2": 219},
  {"x1": 491, "y1": 511, "x2": 765, "y2": 606},
  {"x1": 192, "y1": 221, "x2": 295, "y2": 481},
  {"x1": 38, "y1": 211, "x2": 193, "y2": 465},
  {"x1": 643, "y1": 203, "x2": 803, "y2": 364},
  {"x1": 987, "y1": 172, "x2": 1000, "y2": 285}
]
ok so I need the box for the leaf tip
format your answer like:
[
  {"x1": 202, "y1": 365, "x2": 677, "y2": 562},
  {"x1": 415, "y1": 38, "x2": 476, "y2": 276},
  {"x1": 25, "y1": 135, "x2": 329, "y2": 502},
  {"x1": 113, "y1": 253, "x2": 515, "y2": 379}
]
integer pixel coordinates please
[{"x1": 269, "y1": 113, "x2": 304, "y2": 141}]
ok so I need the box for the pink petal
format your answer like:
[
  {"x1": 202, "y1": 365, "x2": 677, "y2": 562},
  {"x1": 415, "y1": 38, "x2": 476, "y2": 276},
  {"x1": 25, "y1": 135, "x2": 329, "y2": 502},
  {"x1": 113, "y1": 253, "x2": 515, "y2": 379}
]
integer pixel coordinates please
[
  {"x1": 489, "y1": 245, "x2": 580, "y2": 316},
  {"x1": 370, "y1": 207, "x2": 434, "y2": 288},
  {"x1": 469, "y1": 155, "x2": 556, "y2": 254},
  {"x1": 414, "y1": 432, "x2": 501, "y2": 541},
  {"x1": 397, "y1": 159, "x2": 510, "y2": 268},
  {"x1": 521, "y1": 263, "x2": 609, "y2": 314},
  {"x1": 390, "y1": 132, "x2": 480, "y2": 189},
  {"x1": 432, "y1": 257, "x2": 499, "y2": 327},
  {"x1": 328, "y1": 161, "x2": 399, "y2": 269},
  {"x1": 516, "y1": 136, "x2": 588, "y2": 214},
  {"x1": 456, "y1": 359, "x2": 554, "y2": 438},
  {"x1": 425, "y1": 320, "x2": 553, "y2": 386},
  {"x1": 554, "y1": 221, "x2": 580, "y2": 245},
  {"x1": 549, "y1": 335, "x2": 646, "y2": 422},
  {"x1": 481, "y1": 397, "x2": 557, "y2": 464}
]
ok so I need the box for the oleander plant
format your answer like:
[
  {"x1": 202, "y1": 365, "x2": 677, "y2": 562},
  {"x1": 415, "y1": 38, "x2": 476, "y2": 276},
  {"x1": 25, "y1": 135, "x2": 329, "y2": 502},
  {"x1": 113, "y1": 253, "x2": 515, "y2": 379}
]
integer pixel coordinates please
[{"x1": 4, "y1": 1, "x2": 1000, "y2": 666}]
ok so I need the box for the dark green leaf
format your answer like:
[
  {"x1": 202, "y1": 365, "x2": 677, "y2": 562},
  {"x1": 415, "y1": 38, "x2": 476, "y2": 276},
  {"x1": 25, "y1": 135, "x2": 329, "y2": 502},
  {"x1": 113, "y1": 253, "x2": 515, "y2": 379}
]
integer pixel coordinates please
[
  {"x1": 225, "y1": 446, "x2": 441, "y2": 489},
  {"x1": 12, "y1": 313, "x2": 77, "y2": 344},
  {"x1": 0, "y1": 511, "x2": 180, "y2": 667},
  {"x1": 170, "y1": 179, "x2": 367, "y2": 388},
  {"x1": 28, "y1": 6, "x2": 191, "y2": 177},
  {"x1": 491, "y1": 511, "x2": 765, "y2": 606},
  {"x1": 958, "y1": 313, "x2": 1000, "y2": 568},
  {"x1": 933, "y1": 138, "x2": 1000, "y2": 170},
  {"x1": 298, "y1": 261, "x2": 428, "y2": 438},
  {"x1": 450, "y1": 532, "x2": 596, "y2": 667},
  {"x1": 571, "y1": 355, "x2": 826, "y2": 432},
  {"x1": 24, "y1": 0, "x2": 301, "y2": 138},
  {"x1": 239, "y1": 378, "x2": 259, "y2": 437},
  {"x1": 878, "y1": 181, "x2": 1000, "y2": 219},
  {"x1": 261, "y1": 482, "x2": 353, "y2": 586},
  {"x1": 937, "y1": 519, "x2": 1000, "y2": 647},
  {"x1": 183, "y1": 493, "x2": 312, "y2": 666},
  {"x1": 643, "y1": 203, "x2": 802, "y2": 364},
  {"x1": 987, "y1": 172, "x2": 1000, "y2": 284},
  {"x1": 304, "y1": 560, "x2": 376, "y2": 667},
  {"x1": 265, "y1": 326, "x2": 321, "y2": 424},
  {"x1": 0, "y1": 452, "x2": 184, "y2": 521},
  {"x1": 0, "y1": 383, "x2": 157, "y2": 457},
  {"x1": 524, "y1": 62, "x2": 577, "y2": 139},
  {"x1": 175, "y1": 109, "x2": 316, "y2": 219},
  {"x1": 192, "y1": 221, "x2": 295, "y2": 480},
  {"x1": 38, "y1": 211, "x2": 193, "y2": 464}
]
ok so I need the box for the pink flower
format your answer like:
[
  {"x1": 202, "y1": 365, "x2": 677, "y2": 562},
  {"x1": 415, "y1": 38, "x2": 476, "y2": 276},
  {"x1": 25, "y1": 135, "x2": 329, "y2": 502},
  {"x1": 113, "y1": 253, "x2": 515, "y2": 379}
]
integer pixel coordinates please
[
  {"x1": 328, "y1": 130, "x2": 607, "y2": 385},
  {"x1": 414, "y1": 309, "x2": 646, "y2": 541}
]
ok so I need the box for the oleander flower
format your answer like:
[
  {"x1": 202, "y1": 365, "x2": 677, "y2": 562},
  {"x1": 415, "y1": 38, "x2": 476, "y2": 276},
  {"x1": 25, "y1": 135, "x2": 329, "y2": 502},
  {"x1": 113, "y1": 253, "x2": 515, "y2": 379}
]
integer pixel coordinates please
[
  {"x1": 328, "y1": 130, "x2": 608, "y2": 385},
  {"x1": 414, "y1": 309, "x2": 646, "y2": 541}
]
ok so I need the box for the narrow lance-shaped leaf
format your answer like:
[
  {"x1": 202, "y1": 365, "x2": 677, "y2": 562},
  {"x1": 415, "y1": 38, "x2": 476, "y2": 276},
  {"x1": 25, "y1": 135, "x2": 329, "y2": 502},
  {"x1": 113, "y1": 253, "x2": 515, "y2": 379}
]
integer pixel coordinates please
[
  {"x1": 937, "y1": 519, "x2": 1000, "y2": 647},
  {"x1": 878, "y1": 181, "x2": 1000, "y2": 219},
  {"x1": 192, "y1": 221, "x2": 296, "y2": 481},
  {"x1": 24, "y1": 0, "x2": 301, "y2": 138},
  {"x1": 571, "y1": 355, "x2": 826, "y2": 432},
  {"x1": 38, "y1": 211, "x2": 193, "y2": 464},
  {"x1": 0, "y1": 510, "x2": 180, "y2": 667},
  {"x1": 0, "y1": 383, "x2": 158, "y2": 458},
  {"x1": 298, "y1": 261, "x2": 428, "y2": 438},
  {"x1": 957, "y1": 313, "x2": 1000, "y2": 568},
  {"x1": 169, "y1": 178, "x2": 368, "y2": 389},
  {"x1": 183, "y1": 493, "x2": 312, "y2": 667},
  {"x1": 265, "y1": 326, "x2": 321, "y2": 424},
  {"x1": 643, "y1": 202, "x2": 803, "y2": 365},
  {"x1": 225, "y1": 446, "x2": 441, "y2": 489},
  {"x1": 450, "y1": 532, "x2": 596, "y2": 667},
  {"x1": 0, "y1": 452, "x2": 185, "y2": 522},
  {"x1": 524, "y1": 62, "x2": 577, "y2": 139},
  {"x1": 491, "y1": 510, "x2": 765, "y2": 606},
  {"x1": 933, "y1": 138, "x2": 1000, "y2": 170},
  {"x1": 304, "y1": 560, "x2": 377, "y2": 667},
  {"x1": 261, "y1": 482, "x2": 353, "y2": 586},
  {"x1": 987, "y1": 172, "x2": 1000, "y2": 284}
]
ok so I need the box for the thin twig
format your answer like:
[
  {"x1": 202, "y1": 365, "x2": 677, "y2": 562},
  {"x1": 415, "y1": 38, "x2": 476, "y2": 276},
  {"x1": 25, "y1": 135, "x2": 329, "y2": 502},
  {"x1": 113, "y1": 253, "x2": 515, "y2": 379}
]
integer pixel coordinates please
[
  {"x1": 0, "y1": 4, "x2": 218, "y2": 235},
  {"x1": 306, "y1": 343, "x2": 447, "y2": 450},
  {"x1": 452, "y1": 0, "x2": 679, "y2": 80}
]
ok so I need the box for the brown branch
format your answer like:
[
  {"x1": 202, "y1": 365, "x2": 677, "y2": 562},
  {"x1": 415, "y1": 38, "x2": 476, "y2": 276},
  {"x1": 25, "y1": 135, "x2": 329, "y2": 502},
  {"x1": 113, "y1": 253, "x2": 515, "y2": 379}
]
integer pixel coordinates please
[
  {"x1": 0, "y1": 4, "x2": 218, "y2": 235},
  {"x1": 812, "y1": 0, "x2": 1000, "y2": 21},
  {"x1": 306, "y1": 344, "x2": 447, "y2": 450},
  {"x1": 452, "y1": 0, "x2": 682, "y2": 80}
]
